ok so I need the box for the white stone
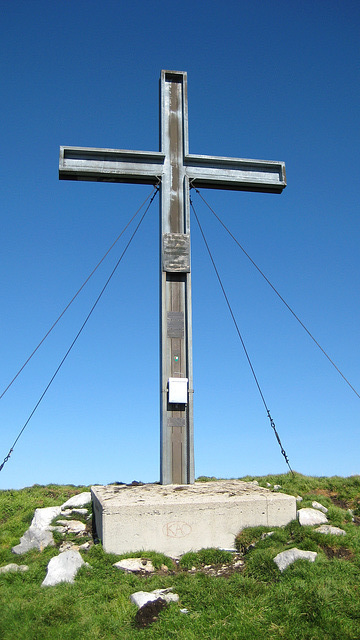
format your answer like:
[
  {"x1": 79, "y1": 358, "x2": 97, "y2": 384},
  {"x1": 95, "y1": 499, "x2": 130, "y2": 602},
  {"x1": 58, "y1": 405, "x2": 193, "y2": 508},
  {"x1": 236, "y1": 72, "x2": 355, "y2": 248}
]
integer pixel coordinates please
[
  {"x1": 32, "y1": 506, "x2": 62, "y2": 529},
  {"x1": 11, "y1": 494, "x2": 91, "y2": 555},
  {"x1": 12, "y1": 526, "x2": 55, "y2": 554},
  {"x1": 314, "y1": 525, "x2": 346, "y2": 536},
  {"x1": 296, "y1": 496, "x2": 303, "y2": 502},
  {"x1": 298, "y1": 508, "x2": 328, "y2": 526},
  {"x1": 49, "y1": 525, "x2": 67, "y2": 533},
  {"x1": 79, "y1": 541, "x2": 92, "y2": 551},
  {"x1": 60, "y1": 508, "x2": 88, "y2": 517},
  {"x1": 92, "y1": 480, "x2": 297, "y2": 557},
  {"x1": 130, "y1": 588, "x2": 179, "y2": 609},
  {"x1": 312, "y1": 501, "x2": 328, "y2": 513},
  {"x1": 61, "y1": 492, "x2": 91, "y2": 510},
  {"x1": 56, "y1": 519, "x2": 86, "y2": 533},
  {"x1": 42, "y1": 550, "x2": 86, "y2": 586},
  {"x1": 59, "y1": 542, "x2": 79, "y2": 553},
  {"x1": 274, "y1": 548, "x2": 317, "y2": 572},
  {"x1": 273, "y1": 485, "x2": 282, "y2": 490},
  {"x1": 11, "y1": 505, "x2": 62, "y2": 554},
  {"x1": 0, "y1": 563, "x2": 28, "y2": 574},
  {"x1": 233, "y1": 560, "x2": 244, "y2": 568},
  {"x1": 113, "y1": 558, "x2": 155, "y2": 573}
]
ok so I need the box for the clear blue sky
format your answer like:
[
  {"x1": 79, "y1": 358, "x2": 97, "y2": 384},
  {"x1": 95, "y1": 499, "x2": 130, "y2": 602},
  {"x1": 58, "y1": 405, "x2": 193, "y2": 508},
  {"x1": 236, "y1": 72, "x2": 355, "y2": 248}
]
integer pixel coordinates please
[{"x1": 1, "y1": 0, "x2": 359, "y2": 489}]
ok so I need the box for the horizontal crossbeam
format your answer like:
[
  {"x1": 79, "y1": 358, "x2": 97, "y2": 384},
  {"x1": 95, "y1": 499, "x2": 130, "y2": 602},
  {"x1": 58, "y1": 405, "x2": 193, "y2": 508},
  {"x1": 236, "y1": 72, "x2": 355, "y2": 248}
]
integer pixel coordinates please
[
  {"x1": 59, "y1": 147, "x2": 286, "y2": 194},
  {"x1": 185, "y1": 154, "x2": 286, "y2": 193},
  {"x1": 59, "y1": 146, "x2": 165, "y2": 184}
]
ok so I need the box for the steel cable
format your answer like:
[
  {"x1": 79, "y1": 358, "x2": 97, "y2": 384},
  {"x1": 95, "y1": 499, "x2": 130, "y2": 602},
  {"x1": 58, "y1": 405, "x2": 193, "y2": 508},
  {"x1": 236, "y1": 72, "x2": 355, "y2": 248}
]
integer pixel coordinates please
[
  {"x1": 0, "y1": 184, "x2": 160, "y2": 402},
  {"x1": 0, "y1": 187, "x2": 159, "y2": 472},
  {"x1": 190, "y1": 196, "x2": 293, "y2": 474},
  {"x1": 191, "y1": 184, "x2": 360, "y2": 401}
]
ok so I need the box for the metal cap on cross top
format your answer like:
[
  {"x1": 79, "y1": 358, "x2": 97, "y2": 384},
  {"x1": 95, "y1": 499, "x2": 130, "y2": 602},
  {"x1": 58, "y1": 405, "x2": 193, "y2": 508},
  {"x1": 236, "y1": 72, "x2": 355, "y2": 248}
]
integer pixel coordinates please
[{"x1": 59, "y1": 69, "x2": 286, "y2": 485}]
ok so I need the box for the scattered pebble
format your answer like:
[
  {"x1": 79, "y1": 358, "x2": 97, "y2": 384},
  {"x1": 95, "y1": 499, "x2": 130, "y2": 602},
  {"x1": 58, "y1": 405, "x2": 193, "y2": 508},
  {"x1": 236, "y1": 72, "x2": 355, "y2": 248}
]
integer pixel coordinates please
[
  {"x1": 113, "y1": 558, "x2": 155, "y2": 573},
  {"x1": 274, "y1": 548, "x2": 317, "y2": 572},
  {"x1": 314, "y1": 525, "x2": 346, "y2": 536},
  {"x1": 312, "y1": 501, "x2": 328, "y2": 514},
  {"x1": 298, "y1": 508, "x2": 328, "y2": 526},
  {"x1": 0, "y1": 563, "x2": 28, "y2": 574}
]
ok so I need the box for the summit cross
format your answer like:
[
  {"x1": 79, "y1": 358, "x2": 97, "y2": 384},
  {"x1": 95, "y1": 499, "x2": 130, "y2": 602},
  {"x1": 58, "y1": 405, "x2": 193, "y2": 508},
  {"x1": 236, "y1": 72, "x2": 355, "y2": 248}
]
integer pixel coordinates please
[{"x1": 59, "y1": 69, "x2": 286, "y2": 485}]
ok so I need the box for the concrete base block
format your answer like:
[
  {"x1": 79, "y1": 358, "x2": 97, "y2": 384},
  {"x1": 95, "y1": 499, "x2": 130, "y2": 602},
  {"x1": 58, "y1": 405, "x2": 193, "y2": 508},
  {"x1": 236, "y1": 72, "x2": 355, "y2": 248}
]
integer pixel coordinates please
[{"x1": 91, "y1": 480, "x2": 296, "y2": 557}]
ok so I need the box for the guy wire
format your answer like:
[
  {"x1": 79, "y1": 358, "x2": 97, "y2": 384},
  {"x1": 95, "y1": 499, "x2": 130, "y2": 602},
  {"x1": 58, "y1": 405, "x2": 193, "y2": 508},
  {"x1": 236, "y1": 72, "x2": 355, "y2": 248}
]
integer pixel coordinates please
[
  {"x1": 0, "y1": 184, "x2": 160, "y2": 401},
  {"x1": 190, "y1": 195, "x2": 293, "y2": 474},
  {"x1": 191, "y1": 184, "x2": 360, "y2": 401},
  {"x1": 0, "y1": 187, "x2": 159, "y2": 472}
]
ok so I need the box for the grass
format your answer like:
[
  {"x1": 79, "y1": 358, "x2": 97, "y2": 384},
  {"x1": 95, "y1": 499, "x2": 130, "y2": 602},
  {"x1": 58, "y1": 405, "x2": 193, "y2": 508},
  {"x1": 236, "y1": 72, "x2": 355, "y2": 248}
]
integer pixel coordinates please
[{"x1": 0, "y1": 474, "x2": 359, "y2": 639}]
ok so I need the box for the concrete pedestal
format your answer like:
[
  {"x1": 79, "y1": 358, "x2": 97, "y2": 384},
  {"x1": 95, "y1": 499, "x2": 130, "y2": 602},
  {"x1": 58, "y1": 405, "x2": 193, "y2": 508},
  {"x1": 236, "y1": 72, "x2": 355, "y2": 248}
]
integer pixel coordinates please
[{"x1": 91, "y1": 480, "x2": 296, "y2": 557}]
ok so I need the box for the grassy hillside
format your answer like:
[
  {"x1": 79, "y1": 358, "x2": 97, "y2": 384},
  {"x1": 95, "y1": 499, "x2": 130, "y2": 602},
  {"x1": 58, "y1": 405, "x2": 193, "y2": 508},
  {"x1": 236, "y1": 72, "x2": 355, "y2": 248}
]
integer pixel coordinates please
[{"x1": 0, "y1": 474, "x2": 360, "y2": 639}]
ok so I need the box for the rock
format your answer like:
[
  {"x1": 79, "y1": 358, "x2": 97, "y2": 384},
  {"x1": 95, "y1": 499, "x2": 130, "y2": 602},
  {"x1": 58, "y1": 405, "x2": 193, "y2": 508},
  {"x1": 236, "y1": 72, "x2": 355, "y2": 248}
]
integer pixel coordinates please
[
  {"x1": 12, "y1": 526, "x2": 55, "y2": 555},
  {"x1": 261, "y1": 531, "x2": 274, "y2": 540},
  {"x1": 274, "y1": 548, "x2": 317, "y2": 572},
  {"x1": 298, "y1": 508, "x2": 328, "y2": 526},
  {"x1": 79, "y1": 541, "x2": 92, "y2": 551},
  {"x1": 59, "y1": 542, "x2": 80, "y2": 553},
  {"x1": 42, "y1": 550, "x2": 86, "y2": 586},
  {"x1": 58, "y1": 541, "x2": 91, "y2": 554},
  {"x1": 233, "y1": 560, "x2": 244, "y2": 568},
  {"x1": 113, "y1": 558, "x2": 155, "y2": 573},
  {"x1": 49, "y1": 525, "x2": 68, "y2": 533},
  {"x1": 71, "y1": 509, "x2": 88, "y2": 516},
  {"x1": 0, "y1": 563, "x2": 28, "y2": 574},
  {"x1": 273, "y1": 485, "x2": 282, "y2": 490},
  {"x1": 61, "y1": 508, "x2": 89, "y2": 517},
  {"x1": 296, "y1": 496, "x2": 303, "y2": 502},
  {"x1": 314, "y1": 525, "x2": 346, "y2": 536},
  {"x1": 134, "y1": 598, "x2": 167, "y2": 627},
  {"x1": 130, "y1": 587, "x2": 179, "y2": 609},
  {"x1": 56, "y1": 519, "x2": 87, "y2": 534},
  {"x1": 312, "y1": 501, "x2": 328, "y2": 513},
  {"x1": 266, "y1": 482, "x2": 271, "y2": 487},
  {"x1": 11, "y1": 506, "x2": 62, "y2": 554},
  {"x1": 11, "y1": 493, "x2": 91, "y2": 555},
  {"x1": 32, "y1": 506, "x2": 62, "y2": 529},
  {"x1": 61, "y1": 492, "x2": 91, "y2": 510}
]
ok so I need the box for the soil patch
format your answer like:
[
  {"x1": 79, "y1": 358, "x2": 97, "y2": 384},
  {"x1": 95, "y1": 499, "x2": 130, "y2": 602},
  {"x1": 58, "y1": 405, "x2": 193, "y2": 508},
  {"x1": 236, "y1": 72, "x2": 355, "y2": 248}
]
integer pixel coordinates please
[
  {"x1": 178, "y1": 555, "x2": 245, "y2": 578},
  {"x1": 313, "y1": 489, "x2": 350, "y2": 510},
  {"x1": 134, "y1": 598, "x2": 167, "y2": 628},
  {"x1": 323, "y1": 546, "x2": 354, "y2": 561}
]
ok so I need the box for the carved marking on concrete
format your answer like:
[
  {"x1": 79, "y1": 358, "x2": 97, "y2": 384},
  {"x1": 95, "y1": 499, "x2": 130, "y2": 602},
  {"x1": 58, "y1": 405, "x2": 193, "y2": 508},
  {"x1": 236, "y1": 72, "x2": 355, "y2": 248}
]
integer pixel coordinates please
[{"x1": 163, "y1": 522, "x2": 192, "y2": 538}]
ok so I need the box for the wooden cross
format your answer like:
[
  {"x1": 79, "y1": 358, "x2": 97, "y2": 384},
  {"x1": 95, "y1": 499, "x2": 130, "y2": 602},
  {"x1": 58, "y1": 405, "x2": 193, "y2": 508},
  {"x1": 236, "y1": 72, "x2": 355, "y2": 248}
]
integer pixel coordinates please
[{"x1": 59, "y1": 70, "x2": 286, "y2": 485}]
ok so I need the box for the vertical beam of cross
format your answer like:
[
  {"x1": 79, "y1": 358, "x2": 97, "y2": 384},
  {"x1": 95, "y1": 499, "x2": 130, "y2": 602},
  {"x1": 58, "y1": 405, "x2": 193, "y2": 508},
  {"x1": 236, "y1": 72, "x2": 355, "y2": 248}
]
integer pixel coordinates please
[
  {"x1": 59, "y1": 69, "x2": 286, "y2": 485},
  {"x1": 160, "y1": 71, "x2": 193, "y2": 484}
]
